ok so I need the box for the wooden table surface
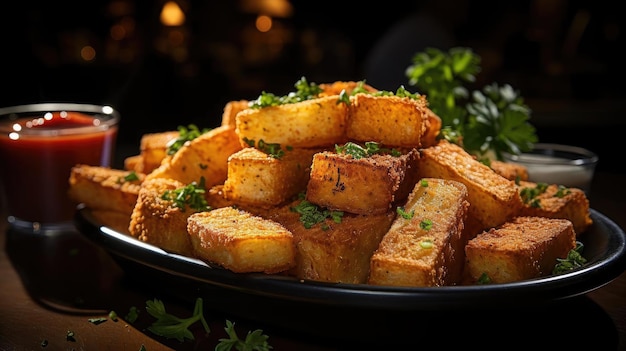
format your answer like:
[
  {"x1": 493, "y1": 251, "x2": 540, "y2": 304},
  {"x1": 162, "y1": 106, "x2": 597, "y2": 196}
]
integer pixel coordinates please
[{"x1": 1, "y1": 171, "x2": 625, "y2": 351}]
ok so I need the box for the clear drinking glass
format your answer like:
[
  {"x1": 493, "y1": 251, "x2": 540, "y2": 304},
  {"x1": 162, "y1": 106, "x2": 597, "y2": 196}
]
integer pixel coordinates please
[{"x1": 0, "y1": 103, "x2": 120, "y2": 233}]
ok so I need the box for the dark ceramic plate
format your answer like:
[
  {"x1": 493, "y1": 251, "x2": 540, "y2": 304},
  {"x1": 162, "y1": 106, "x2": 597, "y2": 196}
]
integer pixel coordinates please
[{"x1": 74, "y1": 205, "x2": 626, "y2": 311}]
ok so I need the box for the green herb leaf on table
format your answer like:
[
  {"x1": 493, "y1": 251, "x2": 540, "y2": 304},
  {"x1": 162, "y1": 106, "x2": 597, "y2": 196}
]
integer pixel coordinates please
[
  {"x1": 216, "y1": 320, "x2": 272, "y2": 351},
  {"x1": 145, "y1": 297, "x2": 210, "y2": 342}
]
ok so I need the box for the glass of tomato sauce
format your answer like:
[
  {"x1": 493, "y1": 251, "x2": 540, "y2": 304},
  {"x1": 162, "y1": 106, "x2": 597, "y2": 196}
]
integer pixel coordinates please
[{"x1": 0, "y1": 103, "x2": 120, "y2": 233}]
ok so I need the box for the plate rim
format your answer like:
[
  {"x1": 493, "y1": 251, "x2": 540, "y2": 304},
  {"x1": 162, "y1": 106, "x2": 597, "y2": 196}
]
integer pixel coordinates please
[{"x1": 74, "y1": 206, "x2": 626, "y2": 310}]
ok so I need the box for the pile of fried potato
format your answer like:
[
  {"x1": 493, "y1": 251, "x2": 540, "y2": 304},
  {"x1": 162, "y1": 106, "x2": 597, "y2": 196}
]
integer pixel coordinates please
[{"x1": 68, "y1": 80, "x2": 593, "y2": 287}]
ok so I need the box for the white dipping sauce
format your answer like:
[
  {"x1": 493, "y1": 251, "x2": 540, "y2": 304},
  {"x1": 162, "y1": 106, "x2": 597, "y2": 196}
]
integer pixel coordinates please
[
  {"x1": 514, "y1": 154, "x2": 594, "y2": 190},
  {"x1": 503, "y1": 144, "x2": 598, "y2": 193}
]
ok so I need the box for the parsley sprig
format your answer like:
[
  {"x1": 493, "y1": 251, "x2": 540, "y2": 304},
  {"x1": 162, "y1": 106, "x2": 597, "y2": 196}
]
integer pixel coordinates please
[
  {"x1": 216, "y1": 320, "x2": 273, "y2": 351},
  {"x1": 146, "y1": 298, "x2": 209, "y2": 342},
  {"x1": 243, "y1": 137, "x2": 291, "y2": 159},
  {"x1": 405, "y1": 47, "x2": 537, "y2": 162}
]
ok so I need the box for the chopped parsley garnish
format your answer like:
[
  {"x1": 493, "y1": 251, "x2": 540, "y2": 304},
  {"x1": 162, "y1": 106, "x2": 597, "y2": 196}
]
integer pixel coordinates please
[
  {"x1": 520, "y1": 182, "x2": 570, "y2": 208},
  {"x1": 420, "y1": 238, "x2": 433, "y2": 249},
  {"x1": 249, "y1": 76, "x2": 322, "y2": 109},
  {"x1": 167, "y1": 124, "x2": 211, "y2": 155},
  {"x1": 520, "y1": 182, "x2": 549, "y2": 208},
  {"x1": 477, "y1": 272, "x2": 492, "y2": 284},
  {"x1": 337, "y1": 82, "x2": 421, "y2": 105},
  {"x1": 125, "y1": 306, "x2": 140, "y2": 323},
  {"x1": 420, "y1": 179, "x2": 429, "y2": 187},
  {"x1": 290, "y1": 195, "x2": 343, "y2": 230},
  {"x1": 242, "y1": 137, "x2": 291, "y2": 159},
  {"x1": 161, "y1": 177, "x2": 211, "y2": 212},
  {"x1": 396, "y1": 206, "x2": 414, "y2": 219},
  {"x1": 88, "y1": 317, "x2": 107, "y2": 325},
  {"x1": 553, "y1": 241, "x2": 587, "y2": 274},
  {"x1": 108, "y1": 310, "x2": 118, "y2": 321},
  {"x1": 555, "y1": 185, "x2": 572, "y2": 198},
  {"x1": 335, "y1": 141, "x2": 401, "y2": 159},
  {"x1": 420, "y1": 219, "x2": 433, "y2": 230},
  {"x1": 405, "y1": 47, "x2": 537, "y2": 162},
  {"x1": 118, "y1": 171, "x2": 140, "y2": 183}
]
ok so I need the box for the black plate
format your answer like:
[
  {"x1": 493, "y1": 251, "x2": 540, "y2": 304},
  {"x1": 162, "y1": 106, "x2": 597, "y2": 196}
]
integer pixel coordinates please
[{"x1": 74, "y1": 206, "x2": 626, "y2": 311}]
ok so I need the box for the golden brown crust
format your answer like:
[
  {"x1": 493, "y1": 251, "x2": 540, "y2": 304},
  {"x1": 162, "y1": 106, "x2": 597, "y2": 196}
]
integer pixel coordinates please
[
  {"x1": 417, "y1": 140, "x2": 523, "y2": 229},
  {"x1": 68, "y1": 164, "x2": 145, "y2": 216},
  {"x1": 222, "y1": 147, "x2": 322, "y2": 208},
  {"x1": 347, "y1": 93, "x2": 430, "y2": 148},
  {"x1": 128, "y1": 177, "x2": 195, "y2": 256},
  {"x1": 318, "y1": 81, "x2": 377, "y2": 97},
  {"x1": 259, "y1": 200, "x2": 396, "y2": 284},
  {"x1": 465, "y1": 216, "x2": 576, "y2": 284},
  {"x1": 490, "y1": 160, "x2": 529, "y2": 181},
  {"x1": 235, "y1": 95, "x2": 349, "y2": 148},
  {"x1": 221, "y1": 100, "x2": 250, "y2": 127},
  {"x1": 306, "y1": 149, "x2": 420, "y2": 215},
  {"x1": 139, "y1": 131, "x2": 180, "y2": 173},
  {"x1": 146, "y1": 125, "x2": 243, "y2": 187},
  {"x1": 187, "y1": 207, "x2": 296, "y2": 274},
  {"x1": 368, "y1": 178, "x2": 470, "y2": 287},
  {"x1": 517, "y1": 181, "x2": 592, "y2": 235}
]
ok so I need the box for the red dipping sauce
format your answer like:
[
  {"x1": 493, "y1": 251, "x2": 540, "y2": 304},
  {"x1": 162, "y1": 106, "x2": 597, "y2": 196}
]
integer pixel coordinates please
[{"x1": 0, "y1": 105, "x2": 119, "y2": 227}]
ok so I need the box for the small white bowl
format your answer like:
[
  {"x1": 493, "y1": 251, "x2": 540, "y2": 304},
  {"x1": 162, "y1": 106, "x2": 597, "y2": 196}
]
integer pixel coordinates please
[{"x1": 502, "y1": 143, "x2": 599, "y2": 192}]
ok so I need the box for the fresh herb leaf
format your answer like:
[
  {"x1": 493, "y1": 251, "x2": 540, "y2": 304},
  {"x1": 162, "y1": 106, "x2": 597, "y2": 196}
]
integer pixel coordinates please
[
  {"x1": 242, "y1": 138, "x2": 290, "y2": 159},
  {"x1": 464, "y1": 83, "x2": 537, "y2": 161},
  {"x1": 335, "y1": 141, "x2": 400, "y2": 159},
  {"x1": 249, "y1": 76, "x2": 322, "y2": 108},
  {"x1": 167, "y1": 124, "x2": 211, "y2": 155},
  {"x1": 396, "y1": 207, "x2": 414, "y2": 219},
  {"x1": 117, "y1": 170, "x2": 140, "y2": 184},
  {"x1": 420, "y1": 219, "x2": 433, "y2": 230},
  {"x1": 405, "y1": 47, "x2": 537, "y2": 160},
  {"x1": 520, "y1": 182, "x2": 548, "y2": 208},
  {"x1": 216, "y1": 320, "x2": 272, "y2": 351},
  {"x1": 553, "y1": 241, "x2": 587, "y2": 274},
  {"x1": 420, "y1": 238, "x2": 433, "y2": 249},
  {"x1": 125, "y1": 306, "x2": 140, "y2": 323},
  {"x1": 477, "y1": 272, "x2": 491, "y2": 284},
  {"x1": 555, "y1": 185, "x2": 571, "y2": 198},
  {"x1": 145, "y1": 298, "x2": 210, "y2": 342},
  {"x1": 161, "y1": 177, "x2": 211, "y2": 212},
  {"x1": 88, "y1": 317, "x2": 107, "y2": 325},
  {"x1": 109, "y1": 310, "x2": 118, "y2": 321},
  {"x1": 290, "y1": 195, "x2": 343, "y2": 230}
]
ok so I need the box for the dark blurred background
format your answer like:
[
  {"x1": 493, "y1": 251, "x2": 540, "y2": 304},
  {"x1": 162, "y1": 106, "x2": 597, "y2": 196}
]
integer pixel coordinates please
[{"x1": 2, "y1": 0, "x2": 624, "y2": 172}]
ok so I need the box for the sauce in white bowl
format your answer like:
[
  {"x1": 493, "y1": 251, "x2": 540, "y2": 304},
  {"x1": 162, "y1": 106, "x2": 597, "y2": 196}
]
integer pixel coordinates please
[{"x1": 502, "y1": 143, "x2": 599, "y2": 193}]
